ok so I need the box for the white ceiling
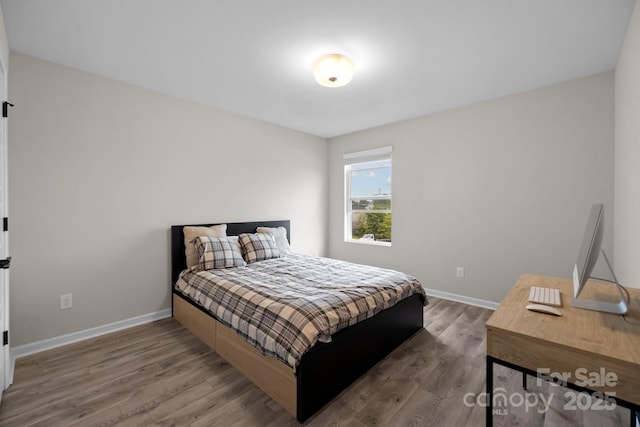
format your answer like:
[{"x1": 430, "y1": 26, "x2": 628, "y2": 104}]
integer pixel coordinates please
[{"x1": 1, "y1": 0, "x2": 635, "y2": 138}]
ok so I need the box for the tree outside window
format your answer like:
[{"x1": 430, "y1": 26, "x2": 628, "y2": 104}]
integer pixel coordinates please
[{"x1": 344, "y1": 148, "x2": 392, "y2": 245}]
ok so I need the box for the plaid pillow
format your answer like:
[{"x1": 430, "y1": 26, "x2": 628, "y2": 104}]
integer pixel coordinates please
[
  {"x1": 238, "y1": 233, "x2": 280, "y2": 264},
  {"x1": 193, "y1": 236, "x2": 246, "y2": 270}
]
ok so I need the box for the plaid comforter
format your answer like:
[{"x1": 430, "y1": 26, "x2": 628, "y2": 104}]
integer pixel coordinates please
[{"x1": 176, "y1": 253, "x2": 427, "y2": 368}]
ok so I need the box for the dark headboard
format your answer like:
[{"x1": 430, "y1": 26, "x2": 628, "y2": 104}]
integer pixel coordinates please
[{"x1": 171, "y1": 220, "x2": 290, "y2": 285}]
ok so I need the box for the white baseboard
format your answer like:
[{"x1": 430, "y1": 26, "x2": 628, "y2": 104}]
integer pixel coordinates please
[
  {"x1": 8, "y1": 291, "x2": 496, "y2": 361},
  {"x1": 10, "y1": 308, "x2": 172, "y2": 360},
  {"x1": 424, "y1": 287, "x2": 500, "y2": 310}
]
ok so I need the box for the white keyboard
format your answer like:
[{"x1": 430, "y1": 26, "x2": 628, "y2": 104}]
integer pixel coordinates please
[{"x1": 528, "y1": 286, "x2": 562, "y2": 307}]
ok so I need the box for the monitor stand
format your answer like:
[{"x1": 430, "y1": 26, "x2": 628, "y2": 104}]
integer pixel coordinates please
[{"x1": 571, "y1": 250, "x2": 630, "y2": 315}]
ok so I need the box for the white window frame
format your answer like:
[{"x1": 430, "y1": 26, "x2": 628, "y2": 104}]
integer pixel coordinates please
[{"x1": 344, "y1": 146, "x2": 392, "y2": 246}]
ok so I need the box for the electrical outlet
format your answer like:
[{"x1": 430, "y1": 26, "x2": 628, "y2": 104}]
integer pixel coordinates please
[
  {"x1": 60, "y1": 293, "x2": 73, "y2": 310},
  {"x1": 456, "y1": 267, "x2": 465, "y2": 278}
]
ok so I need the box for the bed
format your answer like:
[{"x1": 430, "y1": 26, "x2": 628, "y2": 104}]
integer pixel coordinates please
[{"x1": 171, "y1": 220, "x2": 426, "y2": 422}]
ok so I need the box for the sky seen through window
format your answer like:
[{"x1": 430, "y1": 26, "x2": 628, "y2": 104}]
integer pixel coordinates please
[{"x1": 350, "y1": 160, "x2": 391, "y2": 197}]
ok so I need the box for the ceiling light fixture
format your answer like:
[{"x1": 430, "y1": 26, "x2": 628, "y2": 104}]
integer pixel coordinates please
[{"x1": 313, "y1": 53, "x2": 354, "y2": 88}]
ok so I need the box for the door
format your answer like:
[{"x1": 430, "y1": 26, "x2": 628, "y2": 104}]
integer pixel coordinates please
[{"x1": 0, "y1": 55, "x2": 10, "y2": 402}]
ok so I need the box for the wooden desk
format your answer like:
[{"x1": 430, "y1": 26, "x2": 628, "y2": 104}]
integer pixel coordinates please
[{"x1": 485, "y1": 274, "x2": 640, "y2": 426}]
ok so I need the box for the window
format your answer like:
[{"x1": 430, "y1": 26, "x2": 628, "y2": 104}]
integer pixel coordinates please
[{"x1": 344, "y1": 147, "x2": 392, "y2": 245}]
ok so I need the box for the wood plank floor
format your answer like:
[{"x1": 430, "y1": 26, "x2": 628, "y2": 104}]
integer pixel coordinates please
[{"x1": 0, "y1": 297, "x2": 631, "y2": 426}]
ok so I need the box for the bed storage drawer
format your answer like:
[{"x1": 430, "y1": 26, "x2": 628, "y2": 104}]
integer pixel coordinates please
[
  {"x1": 173, "y1": 294, "x2": 217, "y2": 350},
  {"x1": 216, "y1": 322, "x2": 297, "y2": 417}
]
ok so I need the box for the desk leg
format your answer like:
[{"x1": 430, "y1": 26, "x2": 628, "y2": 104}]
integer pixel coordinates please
[
  {"x1": 522, "y1": 372, "x2": 527, "y2": 390},
  {"x1": 486, "y1": 356, "x2": 493, "y2": 427}
]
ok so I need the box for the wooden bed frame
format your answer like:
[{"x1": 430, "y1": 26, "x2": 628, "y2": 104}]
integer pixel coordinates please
[{"x1": 171, "y1": 220, "x2": 425, "y2": 422}]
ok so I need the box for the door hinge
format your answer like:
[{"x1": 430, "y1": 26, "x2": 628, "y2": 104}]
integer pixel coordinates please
[
  {"x1": 0, "y1": 257, "x2": 10, "y2": 269},
  {"x1": 2, "y1": 217, "x2": 7, "y2": 232},
  {"x1": 2, "y1": 101, "x2": 14, "y2": 118},
  {"x1": 2, "y1": 331, "x2": 7, "y2": 346}
]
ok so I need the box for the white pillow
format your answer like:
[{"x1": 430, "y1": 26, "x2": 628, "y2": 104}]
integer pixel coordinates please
[
  {"x1": 256, "y1": 226, "x2": 291, "y2": 253},
  {"x1": 183, "y1": 224, "x2": 227, "y2": 269}
]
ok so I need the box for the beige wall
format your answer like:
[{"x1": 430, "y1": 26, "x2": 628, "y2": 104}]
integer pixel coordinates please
[
  {"x1": 615, "y1": 1, "x2": 640, "y2": 289},
  {"x1": 329, "y1": 73, "x2": 614, "y2": 303},
  {"x1": 0, "y1": 8, "x2": 7, "y2": 70},
  {"x1": 8, "y1": 53, "x2": 328, "y2": 346}
]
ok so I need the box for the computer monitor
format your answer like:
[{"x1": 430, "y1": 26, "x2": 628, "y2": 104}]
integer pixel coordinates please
[{"x1": 571, "y1": 203, "x2": 629, "y2": 315}]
